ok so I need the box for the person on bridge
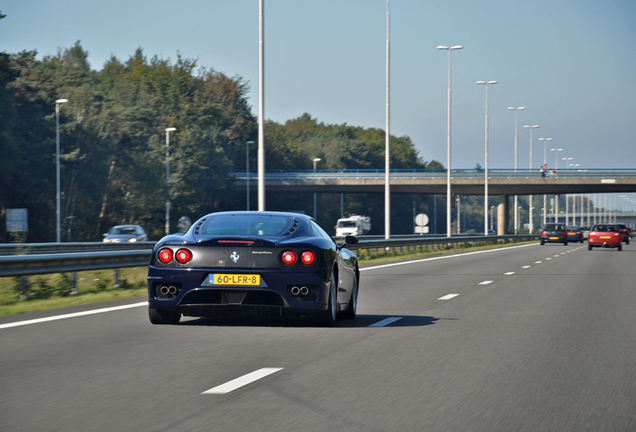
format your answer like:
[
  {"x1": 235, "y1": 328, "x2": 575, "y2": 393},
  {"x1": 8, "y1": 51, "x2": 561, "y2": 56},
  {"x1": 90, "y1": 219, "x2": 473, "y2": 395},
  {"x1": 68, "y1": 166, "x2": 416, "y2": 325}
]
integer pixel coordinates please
[{"x1": 540, "y1": 164, "x2": 547, "y2": 177}]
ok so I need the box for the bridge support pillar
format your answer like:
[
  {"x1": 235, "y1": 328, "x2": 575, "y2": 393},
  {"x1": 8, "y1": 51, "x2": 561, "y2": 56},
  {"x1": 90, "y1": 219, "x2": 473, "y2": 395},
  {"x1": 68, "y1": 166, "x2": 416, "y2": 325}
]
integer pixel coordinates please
[{"x1": 497, "y1": 195, "x2": 509, "y2": 235}]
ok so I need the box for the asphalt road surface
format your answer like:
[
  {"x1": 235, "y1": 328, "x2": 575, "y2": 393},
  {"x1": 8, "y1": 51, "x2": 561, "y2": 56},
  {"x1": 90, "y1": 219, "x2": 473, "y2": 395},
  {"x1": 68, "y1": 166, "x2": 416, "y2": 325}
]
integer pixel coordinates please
[{"x1": 1, "y1": 242, "x2": 635, "y2": 431}]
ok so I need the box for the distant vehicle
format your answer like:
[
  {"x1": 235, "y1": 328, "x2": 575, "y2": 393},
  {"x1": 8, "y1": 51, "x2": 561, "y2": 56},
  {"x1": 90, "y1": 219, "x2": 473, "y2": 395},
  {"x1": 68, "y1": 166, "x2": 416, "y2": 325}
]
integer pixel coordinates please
[
  {"x1": 614, "y1": 223, "x2": 630, "y2": 244},
  {"x1": 588, "y1": 224, "x2": 622, "y2": 251},
  {"x1": 539, "y1": 223, "x2": 568, "y2": 245},
  {"x1": 147, "y1": 211, "x2": 360, "y2": 326},
  {"x1": 335, "y1": 214, "x2": 371, "y2": 237},
  {"x1": 565, "y1": 225, "x2": 583, "y2": 243},
  {"x1": 103, "y1": 225, "x2": 148, "y2": 243},
  {"x1": 580, "y1": 226, "x2": 590, "y2": 240}
]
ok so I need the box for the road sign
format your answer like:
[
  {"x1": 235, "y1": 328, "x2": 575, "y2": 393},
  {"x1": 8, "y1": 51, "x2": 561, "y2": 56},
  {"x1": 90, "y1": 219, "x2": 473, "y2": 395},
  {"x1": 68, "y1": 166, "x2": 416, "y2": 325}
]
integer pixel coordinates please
[{"x1": 415, "y1": 213, "x2": 429, "y2": 226}]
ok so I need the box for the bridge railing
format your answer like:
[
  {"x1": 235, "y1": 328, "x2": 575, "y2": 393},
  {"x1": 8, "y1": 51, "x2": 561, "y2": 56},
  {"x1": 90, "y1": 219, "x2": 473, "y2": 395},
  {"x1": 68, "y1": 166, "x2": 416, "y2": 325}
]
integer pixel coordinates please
[{"x1": 231, "y1": 168, "x2": 636, "y2": 179}]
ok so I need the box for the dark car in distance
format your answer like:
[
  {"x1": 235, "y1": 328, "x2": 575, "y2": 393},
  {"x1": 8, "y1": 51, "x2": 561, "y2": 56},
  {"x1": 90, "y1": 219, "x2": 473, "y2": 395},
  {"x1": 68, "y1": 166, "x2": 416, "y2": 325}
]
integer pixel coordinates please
[
  {"x1": 147, "y1": 211, "x2": 360, "y2": 326},
  {"x1": 614, "y1": 223, "x2": 630, "y2": 244},
  {"x1": 565, "y1": 225, "x2": 583, "y2": 243},
  {"x1": 103, "y1": 225, "x2": 148, "y2": 243},
  {"x1": 539, "y1": 223, "x2": 568, "y2": 245}
]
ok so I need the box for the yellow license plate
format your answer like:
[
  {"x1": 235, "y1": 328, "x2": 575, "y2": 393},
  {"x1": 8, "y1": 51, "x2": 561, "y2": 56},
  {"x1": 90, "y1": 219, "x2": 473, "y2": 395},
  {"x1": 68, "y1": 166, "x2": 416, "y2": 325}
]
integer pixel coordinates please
[
  {"x1": 600, "y1": 236, "x2": 612, "y2": 239},
  {"x1": 549, "y1": 236, "x2": 559, "y2": 240},
  {"x1": 209, "y1": 274, "x2": 260, "y2": 286}
]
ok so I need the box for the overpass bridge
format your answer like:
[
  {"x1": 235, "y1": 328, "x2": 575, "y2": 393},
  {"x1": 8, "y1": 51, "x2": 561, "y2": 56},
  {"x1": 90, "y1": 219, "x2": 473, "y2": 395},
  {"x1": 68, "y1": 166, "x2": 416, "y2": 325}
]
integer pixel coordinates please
[
  {"x1": 231, "y1": 168, "x2": 636, "y2": 233},
  {"x1": 232, "y1": 168, "x2": 636, "y2": 196}
]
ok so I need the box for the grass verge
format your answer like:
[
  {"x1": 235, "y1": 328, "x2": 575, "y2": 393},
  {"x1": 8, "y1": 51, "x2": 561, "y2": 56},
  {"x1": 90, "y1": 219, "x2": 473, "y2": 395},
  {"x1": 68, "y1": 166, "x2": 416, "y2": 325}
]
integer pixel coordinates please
[{"x1": 0, "y1": 239, "x2": 536, "y2": 317}]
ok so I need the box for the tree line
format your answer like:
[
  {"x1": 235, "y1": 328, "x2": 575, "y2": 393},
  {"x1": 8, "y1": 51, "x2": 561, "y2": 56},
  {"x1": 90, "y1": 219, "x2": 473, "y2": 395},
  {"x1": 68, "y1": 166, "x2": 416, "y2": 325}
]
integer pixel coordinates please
[{"x1": 2, "y1": 37, "x2": 480, "y2": 242}]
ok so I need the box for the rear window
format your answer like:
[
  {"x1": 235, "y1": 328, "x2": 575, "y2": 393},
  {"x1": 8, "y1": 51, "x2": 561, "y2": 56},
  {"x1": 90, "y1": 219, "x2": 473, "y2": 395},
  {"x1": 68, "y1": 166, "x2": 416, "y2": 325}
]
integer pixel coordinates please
[
  {"x1": 545, "y1": 224, "x2": 564, "y2": 230},
  {"x1": 592, "y1": 225, "x2": 616, "y2": 232},
  {"x1": 197, "y1": 214, "x2": 295, "y2": 237}
]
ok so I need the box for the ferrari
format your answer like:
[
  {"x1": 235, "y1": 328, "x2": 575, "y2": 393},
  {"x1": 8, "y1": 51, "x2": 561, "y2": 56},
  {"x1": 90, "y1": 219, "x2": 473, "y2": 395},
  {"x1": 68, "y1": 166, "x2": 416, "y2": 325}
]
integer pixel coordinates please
[{"x1": 147, "y1": 211, "x2": 359, "y2": 326}]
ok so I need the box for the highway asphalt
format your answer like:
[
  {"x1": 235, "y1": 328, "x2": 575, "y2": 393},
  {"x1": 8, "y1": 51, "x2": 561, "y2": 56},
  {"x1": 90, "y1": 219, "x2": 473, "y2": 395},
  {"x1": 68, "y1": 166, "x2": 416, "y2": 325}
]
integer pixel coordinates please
[{"x1": 1, "y1": 242, "x2": 635, "y2": 431}]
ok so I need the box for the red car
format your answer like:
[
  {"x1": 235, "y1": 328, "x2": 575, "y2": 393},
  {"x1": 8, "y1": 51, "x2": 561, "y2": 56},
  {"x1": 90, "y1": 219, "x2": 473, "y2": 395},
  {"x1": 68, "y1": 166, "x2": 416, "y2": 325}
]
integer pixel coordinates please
[{"x1": 588, "y1": 224, "x2": 622, "y2": 251}]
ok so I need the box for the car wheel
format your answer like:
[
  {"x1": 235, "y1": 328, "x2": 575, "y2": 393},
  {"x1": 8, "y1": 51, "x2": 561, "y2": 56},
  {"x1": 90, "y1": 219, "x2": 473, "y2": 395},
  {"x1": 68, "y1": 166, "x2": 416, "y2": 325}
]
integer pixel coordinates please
[
  {"x1": 626, "y1": 239, "x2": 630, "y2": 245},
  {"x1": 564, "y1": 240, "x2": 568, "y2": 246},
  {"x1": 149, "y1": 308, "x2": 181, "y2": 325},
  {"x1": 618, "y1": 244, "x2": 622, "y2": 251},
  {"x1": 588, "y1": 244, "x2": 592, "y2": 251},
  {"x1": 340, "y1": 273, "x2": 358, "y2": 320},
  {"x1": 540, "y1": 240, "x2": 545, "y2": 245},
  {"x1": 313, "y1": 271, "x2": 337, "y2": 327}
]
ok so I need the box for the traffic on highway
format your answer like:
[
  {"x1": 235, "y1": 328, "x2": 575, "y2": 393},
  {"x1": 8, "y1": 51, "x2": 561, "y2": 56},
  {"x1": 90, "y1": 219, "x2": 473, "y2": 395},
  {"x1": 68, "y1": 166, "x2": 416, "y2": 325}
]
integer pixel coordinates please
[{"x1": 2, "y1": 239, "x2": 635, "y2": 431}]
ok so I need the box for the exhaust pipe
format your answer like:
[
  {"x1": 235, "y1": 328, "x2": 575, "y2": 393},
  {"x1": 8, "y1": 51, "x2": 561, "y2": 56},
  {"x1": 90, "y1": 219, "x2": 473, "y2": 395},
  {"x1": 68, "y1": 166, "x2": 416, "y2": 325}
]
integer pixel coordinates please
[
  {"x1": 300, "y1": 286, "x2": 309, "y2": 295},
  {"x1": 168, "y1": 286, "x2": 177, "y2": 295},
  {"x1": 159, "y1": 285, "x2": 170, "y2": 295},
  {"x1": 290, "y1": 286, "x2": 300, "y2": 295}
]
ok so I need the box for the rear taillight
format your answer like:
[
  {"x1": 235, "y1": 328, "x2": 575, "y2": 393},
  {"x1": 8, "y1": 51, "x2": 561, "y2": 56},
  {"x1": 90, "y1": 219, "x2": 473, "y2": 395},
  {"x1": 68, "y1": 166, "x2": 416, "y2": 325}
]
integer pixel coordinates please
[
  {"x1": 301, "y1": 251, "x2": 316, "y2": 265},
  {"x1": 541, "y1": 231, "x2": 546, "y2": 236},
  {"x1": 175, "y1": 248, "x2": 192, "y2": 264},
  {"x1": 281, "y1": 251, "x2": 297, "y2": 265},
  {"x1": 157, "y1": 248, "x2": 173, "y2": 264}
]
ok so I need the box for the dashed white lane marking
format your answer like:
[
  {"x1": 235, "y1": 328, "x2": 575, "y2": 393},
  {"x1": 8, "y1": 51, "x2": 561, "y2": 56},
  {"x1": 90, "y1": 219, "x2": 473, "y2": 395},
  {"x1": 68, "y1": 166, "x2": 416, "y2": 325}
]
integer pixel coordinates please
[
  {"x1": 522, "y1": 266, "x2": 531, "y2": 269},
  {"x1": 479, "y1": 280, "x2": 494, "y2": 285},
  {"x1": 535, "y1": 261, "x2": 542, "y2": 264},
  {"x1": 554, "y1": 255, "x2": 560, "y2": 257},
  {"x1": 546, "y1": 258, "x2": 552, "y2": 260},
  {"x1": 504, "y1": 272, "x2": 515, "y2": 275},
  {"x1": 202, "y1": 368, "x2": 283, "y2": 394},
  {"x1": 438, "y1": 294, "x2": 459, "y2": 300},
  {"x1": 0, "y1": 302, "x2": 148, "y2": 330},
  {"x1": 369, "y1": 317, "x2": 403, "y2": 327}
]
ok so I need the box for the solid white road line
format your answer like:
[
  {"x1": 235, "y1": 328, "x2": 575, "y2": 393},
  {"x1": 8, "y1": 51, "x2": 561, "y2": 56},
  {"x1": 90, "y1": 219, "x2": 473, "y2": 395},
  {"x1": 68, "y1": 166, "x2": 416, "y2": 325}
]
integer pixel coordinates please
[
  {"x1": 479, "y1": 281, "x2": 494, "y2": 285},
  {"x1": 438, "y1": 294, "x2": 459, "y2": 300},
  {"x1": 360, "y1": 243, "x2": 537, "y2": 272},
  {"x1": 0, "y1": 301, "x2": 148, "y2": 330},
  {"x1": 368, "y1": 317, "x2": 403, "y2": 327},
  {"x1": 202, "y1": 368, "x2": 283, "y2": 395}
]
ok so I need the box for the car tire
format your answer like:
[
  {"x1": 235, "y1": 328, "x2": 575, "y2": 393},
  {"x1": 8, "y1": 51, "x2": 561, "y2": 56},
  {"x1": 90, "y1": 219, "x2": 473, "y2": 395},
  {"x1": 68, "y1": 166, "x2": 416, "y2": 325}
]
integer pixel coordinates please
[
  {"x1": 588, "y1": 244, "x2": 592, "y2": 251},
  {"x1": 564, "y1": 240, "x2": 568, "y2": 246},
  {"x1": 313, "y1": 271, "x2": 337, "y2": 327},
  {"x1": 626, "y1": 239, "x2": 630, "y2": 245},
  {"x1": 149, "y1": 308, "x2": 181, "y2": 325},
  {"x1": 340, "y1": 273, "x2": 358, "y2": 320},
  {"x1": 540, "y1": 240, "x2": 545, "y2": 245},
  {"x1": 618, "y1": 244, "x2": 622, "y2": 251}
]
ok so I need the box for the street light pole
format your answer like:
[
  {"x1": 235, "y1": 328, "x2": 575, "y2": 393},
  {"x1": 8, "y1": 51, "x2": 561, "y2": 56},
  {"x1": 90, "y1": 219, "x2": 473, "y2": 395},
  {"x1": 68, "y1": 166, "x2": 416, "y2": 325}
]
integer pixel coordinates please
[
  {"x1": 55, "y1": 99, "x2": 68, "y2": 243},
  {"x1": 437, "y1": 45, "x2": 463, "y2": 238},
  {"x1": 477, "y1": 80, "x2": 497, "y2": 235},
  {"x1": 524, "y1": 124, "x2": 539, "y2": 233},
  {"x1": 313, "y1": 158, "x2": 321, "y2": 219},
  {"x1": 246, "y1": 141, "x2": 254, "y2": 210},
  {"x1": 551, "y1": 148, "x2": 563, "y2": 223},
  {"x1": 165, "y1": 127, "x2": 176, "y2": 235},
  {"x1": 508, "y1": 107, "x2": 525, "y2": 234},
  {"x1": 539, "y1": 137, "x2": 552, "y2": 226}
]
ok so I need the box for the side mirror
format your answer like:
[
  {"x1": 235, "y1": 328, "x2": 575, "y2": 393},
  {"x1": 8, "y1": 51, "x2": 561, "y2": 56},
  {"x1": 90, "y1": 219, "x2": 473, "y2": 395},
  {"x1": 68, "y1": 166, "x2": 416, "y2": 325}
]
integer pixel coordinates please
[{"x1": 345, "y1": 235, "x2": 358, "y2": 245}]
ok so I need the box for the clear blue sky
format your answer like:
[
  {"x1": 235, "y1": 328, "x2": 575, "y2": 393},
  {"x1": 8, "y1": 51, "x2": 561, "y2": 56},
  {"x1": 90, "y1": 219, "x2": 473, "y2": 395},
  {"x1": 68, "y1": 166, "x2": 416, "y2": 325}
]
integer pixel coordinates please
[{"x1": 2, "y1": 0, "x2": 636, "y2": 172}]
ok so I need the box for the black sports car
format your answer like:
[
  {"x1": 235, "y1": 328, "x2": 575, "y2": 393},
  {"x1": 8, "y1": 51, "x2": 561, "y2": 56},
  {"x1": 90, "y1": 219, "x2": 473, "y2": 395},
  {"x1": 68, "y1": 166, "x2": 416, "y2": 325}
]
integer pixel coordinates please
[{"x1": 147, "y1": 211, "x2": 359, "y2": 326}]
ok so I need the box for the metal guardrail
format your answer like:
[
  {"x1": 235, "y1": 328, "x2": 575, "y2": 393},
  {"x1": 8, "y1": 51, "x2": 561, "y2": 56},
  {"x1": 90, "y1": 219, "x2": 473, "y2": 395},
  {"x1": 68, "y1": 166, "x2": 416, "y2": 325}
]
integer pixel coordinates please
[
  {"x1": 0, "y1": 235, "x2": 538, "y2": 278},
  {"x1": 0, "y1": 241, "x2": 156, "y2": 256},
  {"x1": 0, "y1": 250, "x2": 153, "y2": 278}
]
